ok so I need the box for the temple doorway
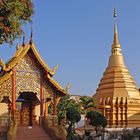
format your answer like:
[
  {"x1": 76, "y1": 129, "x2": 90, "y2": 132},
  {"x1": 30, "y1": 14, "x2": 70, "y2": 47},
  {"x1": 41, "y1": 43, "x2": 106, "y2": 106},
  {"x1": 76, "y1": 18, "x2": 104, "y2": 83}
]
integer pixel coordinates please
[{"x1": 16, "y1": 92, "x2": 40, "y2": 126}]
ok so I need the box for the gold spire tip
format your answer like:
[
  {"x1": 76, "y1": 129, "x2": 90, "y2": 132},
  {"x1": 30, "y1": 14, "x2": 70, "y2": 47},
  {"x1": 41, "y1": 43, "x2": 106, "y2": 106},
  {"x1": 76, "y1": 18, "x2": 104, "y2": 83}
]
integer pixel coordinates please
[{"x1": 114, "y1": 8, "x2": 117, "y2": 18}]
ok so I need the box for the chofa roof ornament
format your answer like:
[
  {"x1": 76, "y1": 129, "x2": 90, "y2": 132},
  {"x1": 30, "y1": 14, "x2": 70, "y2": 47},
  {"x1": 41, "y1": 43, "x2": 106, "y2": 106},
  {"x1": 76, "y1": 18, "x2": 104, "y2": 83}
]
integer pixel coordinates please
[
  {"x1": 0, "y1": 58, "x2": 6, "y2": 69},
  {"x1": 65, "y1": 82, "x2": 70, "y2": 93}
]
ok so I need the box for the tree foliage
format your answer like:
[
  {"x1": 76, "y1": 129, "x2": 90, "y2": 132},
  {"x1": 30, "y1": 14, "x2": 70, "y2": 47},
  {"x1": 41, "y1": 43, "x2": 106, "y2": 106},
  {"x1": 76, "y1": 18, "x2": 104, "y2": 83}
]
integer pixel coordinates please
[
  {"x1": 57, "y1": 95, "x2": 81, "y2": 139},
  {"x1": 57, "y1": 95, "x2": 80, "y2": 124},
  {"x1": 66, "y1": 107, "x2": 81, "y2": 125},
  {"x1": 66, "y1": 107, "x2": 81, "y2": 140},
  {"x1": 86, "y1": 110, "x2": 107, "y2": 134},
  {"x1": 80, "y1": 96, "x2": 96, "y2": 114},
  {"x1": 0, "y1": 0, "x2": 33, "y2": 44}
]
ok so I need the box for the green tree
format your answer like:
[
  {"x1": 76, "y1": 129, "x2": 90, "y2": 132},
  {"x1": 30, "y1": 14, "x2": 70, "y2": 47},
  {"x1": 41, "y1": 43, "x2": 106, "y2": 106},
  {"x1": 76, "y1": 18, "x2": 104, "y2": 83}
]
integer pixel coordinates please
[
  {"x1": 0, "y1": 0, "x2": 33, "y2": 44},
  {"x1": 66, "y1": 107, "x2": 81, "y2": 140},
  {"x1": 80, "y1": 96, "x2": 96, "y2": 114},
  {"x1": 57, "y1": 95, "x2": 80, "y2": 125},
  {"x1": 86, "y1": 111, "x2": 107, "y2": 134}
]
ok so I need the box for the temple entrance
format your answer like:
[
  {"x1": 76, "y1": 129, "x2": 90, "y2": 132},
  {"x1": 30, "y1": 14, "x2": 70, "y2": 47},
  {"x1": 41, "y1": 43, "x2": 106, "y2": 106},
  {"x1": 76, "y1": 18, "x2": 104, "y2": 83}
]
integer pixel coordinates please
[{"x1": 16, "y1": 92, "x2": 40, "y2": 126}]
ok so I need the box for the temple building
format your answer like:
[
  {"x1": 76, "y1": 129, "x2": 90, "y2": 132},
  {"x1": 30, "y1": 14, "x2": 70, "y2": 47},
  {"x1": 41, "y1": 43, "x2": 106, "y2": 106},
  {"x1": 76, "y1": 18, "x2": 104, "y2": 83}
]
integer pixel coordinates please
[
  {"x1": 0, "y1": 33, "x2": 68, "y2": 126},
  {"x1": 93, "y1": 8, "x2": 140, "y2": 128}
]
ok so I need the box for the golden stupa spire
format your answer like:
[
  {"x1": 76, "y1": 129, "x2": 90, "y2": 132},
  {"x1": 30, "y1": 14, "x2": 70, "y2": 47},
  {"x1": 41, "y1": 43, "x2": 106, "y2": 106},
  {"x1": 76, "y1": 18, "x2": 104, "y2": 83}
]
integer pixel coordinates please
[
  {"x1": 94, "y1": 2, "x2": 140, "y2": 128},
  {"x1": 108, "y1": 7, "x2": 124, "y2": 67},
  {"x1": 111, "y1": 7, "x2": 121, "y2": 55}
]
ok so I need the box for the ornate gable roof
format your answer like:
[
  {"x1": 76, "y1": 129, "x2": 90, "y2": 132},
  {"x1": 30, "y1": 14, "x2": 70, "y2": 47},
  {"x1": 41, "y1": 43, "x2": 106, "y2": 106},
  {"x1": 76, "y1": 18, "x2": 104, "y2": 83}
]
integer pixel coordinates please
[
  {"x1": 0, "y1": 42, "x2": 68, "y2": 95},
  {"x1": 2, "y1": 43, "x2": 57, "y2": 76}
]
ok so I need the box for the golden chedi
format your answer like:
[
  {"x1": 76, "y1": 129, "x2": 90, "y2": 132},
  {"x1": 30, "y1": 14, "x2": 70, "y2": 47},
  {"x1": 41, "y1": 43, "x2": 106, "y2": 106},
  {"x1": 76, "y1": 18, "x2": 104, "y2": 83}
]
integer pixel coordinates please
[{"x1": 93, "y1": 8, "x2": 140, "y2": 128}]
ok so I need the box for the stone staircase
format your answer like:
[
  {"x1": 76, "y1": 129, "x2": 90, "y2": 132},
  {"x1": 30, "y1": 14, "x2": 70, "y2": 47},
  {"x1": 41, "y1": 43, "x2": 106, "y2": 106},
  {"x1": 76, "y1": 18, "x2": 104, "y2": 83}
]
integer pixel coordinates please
[
  {"x1": 0, "y1": 131, "x2": 7, "y2": 140},
  {"x1": 0, "y1": 126, "x2": 8, "y2": 140},
  {"x1": 14, "y1": 125, "x2": 51, "y2": 140}
]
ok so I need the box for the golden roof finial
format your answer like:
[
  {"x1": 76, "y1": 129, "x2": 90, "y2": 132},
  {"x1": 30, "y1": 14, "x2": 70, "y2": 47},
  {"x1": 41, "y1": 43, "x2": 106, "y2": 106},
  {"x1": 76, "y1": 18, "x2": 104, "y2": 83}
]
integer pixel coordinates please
[
  {"x1": 16, "y1": 39, "x2": 20, "y2": 50},
  {"x1": 0, "y1": 58, "x2": 6, "y2": 69},
  {"x1": 29, "y1": 25, "x2": 33, "y2": 45},
  {"x1": 16, "y1": 43, "x2": 20, "y2": 50},
  {"x1": 22, "y1": 32, "x2": 25, "y2": 46},
  {"x1": 52, "y1": 64, "x2": 58, "y2": 74},
  {"x1": 65, "y1": 82, "x2": 70, "y2": 93}
]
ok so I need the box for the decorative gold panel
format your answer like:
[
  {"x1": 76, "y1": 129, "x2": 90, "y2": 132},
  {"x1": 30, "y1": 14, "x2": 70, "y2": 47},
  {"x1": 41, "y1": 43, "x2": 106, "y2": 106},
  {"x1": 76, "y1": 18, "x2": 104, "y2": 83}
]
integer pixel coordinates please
[
  {"x1": 15, "y1": 54, "x2": 39, "y2": 72},
  {"x1": 15, "y1": 54, "x2": 41, "y2": 97},
  {"x1": 43, "y1": 81, "x2": 54, "y2": 99},
  {"x1": 0, "y1": 54, "x2": 58, "y2": 103},
  {"x1": 0, "y1": 77, "x2": 12, "y2": 100}
]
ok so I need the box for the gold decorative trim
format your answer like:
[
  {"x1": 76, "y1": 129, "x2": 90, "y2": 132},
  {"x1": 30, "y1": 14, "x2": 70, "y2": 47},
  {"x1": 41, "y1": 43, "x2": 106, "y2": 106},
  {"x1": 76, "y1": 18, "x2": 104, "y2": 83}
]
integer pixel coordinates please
[
  {"x1": 2, "y1": 43, "x2": 54, "y2": 76},
  {"x1": 0, "y1": 71, "x2": 13, "y2": 84},
  {"x1": 0, "y1": 58, "x2": 6, "y2": 69}
]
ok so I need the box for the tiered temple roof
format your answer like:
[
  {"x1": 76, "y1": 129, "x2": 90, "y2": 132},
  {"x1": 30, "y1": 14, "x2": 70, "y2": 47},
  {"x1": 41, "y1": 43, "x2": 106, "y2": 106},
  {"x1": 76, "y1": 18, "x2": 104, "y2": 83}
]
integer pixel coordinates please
[{"x1": 0, "y1": 35, "x2": 67, "y2": 95}]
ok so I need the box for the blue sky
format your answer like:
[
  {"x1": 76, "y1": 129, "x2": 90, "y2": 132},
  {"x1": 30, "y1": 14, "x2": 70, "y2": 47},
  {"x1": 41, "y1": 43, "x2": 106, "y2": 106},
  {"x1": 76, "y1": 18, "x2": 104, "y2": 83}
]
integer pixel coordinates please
[{"x1": 0, "y1": 1, "x2": 140, "y2": 95}]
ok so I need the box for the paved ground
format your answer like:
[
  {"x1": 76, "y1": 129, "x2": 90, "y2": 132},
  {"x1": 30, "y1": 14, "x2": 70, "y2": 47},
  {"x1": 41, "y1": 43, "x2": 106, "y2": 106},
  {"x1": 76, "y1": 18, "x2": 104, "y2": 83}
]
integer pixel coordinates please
[{"x1": 14, "y1": 125, "x2": 51, "y2": 140}]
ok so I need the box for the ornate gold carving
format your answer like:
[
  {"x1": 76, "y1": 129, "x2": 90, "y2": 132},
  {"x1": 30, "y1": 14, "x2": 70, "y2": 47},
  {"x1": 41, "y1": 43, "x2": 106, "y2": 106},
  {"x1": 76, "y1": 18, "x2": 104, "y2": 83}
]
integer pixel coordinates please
[
  {"x1": 52, "y1": 64, "x2": 58, "y2": 74},
  {"x1": 15, "y1": 54, "x2": 41, "y2": 97},
  {"x1": 0, "y1": 77, "x2": 12, "y2": 100},
  {"x1": 44, "y1": 81, "x2": 54, "y2": 99},
  {"x1": 65, "y1": 82, "x2": 70, "y2": 93},
  {"x1": 56, "y1": 97, "x2": 61, "y2": 105},
  {"x1": 0, "y1": 58, "x2": 6, "y2": 69},
  {"x1": 129, "y1": 99, "x2": 139, "y2": 104},
  {"x1": 15, "y1": 54, "x2": 39, "y2": 72}
]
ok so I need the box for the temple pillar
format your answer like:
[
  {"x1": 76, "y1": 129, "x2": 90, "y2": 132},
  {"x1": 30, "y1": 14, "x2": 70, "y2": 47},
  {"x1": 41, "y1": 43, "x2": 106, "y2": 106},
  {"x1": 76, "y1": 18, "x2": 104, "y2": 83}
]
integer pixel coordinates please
[
  {"x1": 53, "y1": 95, "x2": 61, "y2": 126},
  {"x1": 53, "y1": 94, "x2": 57, "y2": 115},
  {"x1": 103, "y1": 98, "x2": 105, "y2": 116},
  {"x1": 39, "y1": 77, "x2": 44, "y2": 126},
  {"x1": 120, "y1": 97, "x2": 123, "y2": 127},
  {"x1": 112, "y1": 97, "x2": 117, "y2": 127},
  {"x1": 53, "y1": 95, "x2": 61, "y2": 115},
  {"x1": 44, "y1": 101, "x2": 51, "y2": 117},
  {"x1": 45, "y1": 102, "x2": 49, "y2": 117},
  {"x1": 117, "y1": 97, "x2": 120, "y2": 127},
  {"x1": 12, "y1": 68, "x2": 16, "y2": 112},
  {"x1": 124, "y1": 97, "x2": 128, "y2": 127},
  {"x1": 40, "y1": 77, "x2": 44, "y2": 116},
  {"x1": 109, "y1": 105, "x2": 113, "y2": 127}
]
